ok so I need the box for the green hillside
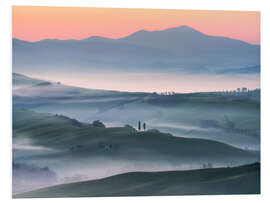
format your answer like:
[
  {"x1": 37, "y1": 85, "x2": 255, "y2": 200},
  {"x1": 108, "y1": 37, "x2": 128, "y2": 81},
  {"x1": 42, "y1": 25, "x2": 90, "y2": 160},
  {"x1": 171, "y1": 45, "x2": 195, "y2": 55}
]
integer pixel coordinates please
[
  {"x1": 13, "y1": 109, "x2": 258, "y2": 164},
  {"x1": 14, "y1": 163, "x2": 260, "y2": 198}
]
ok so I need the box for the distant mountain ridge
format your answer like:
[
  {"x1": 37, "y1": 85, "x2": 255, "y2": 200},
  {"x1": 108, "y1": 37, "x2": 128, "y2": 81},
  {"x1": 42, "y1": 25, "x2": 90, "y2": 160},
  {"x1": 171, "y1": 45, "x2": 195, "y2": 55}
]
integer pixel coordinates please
[
  {"x1": 119, "y1": 25, "x2": 258, "y2": 56},
  {"x1": 13, "y1": 25, "x2": 260, "y2": 74}
]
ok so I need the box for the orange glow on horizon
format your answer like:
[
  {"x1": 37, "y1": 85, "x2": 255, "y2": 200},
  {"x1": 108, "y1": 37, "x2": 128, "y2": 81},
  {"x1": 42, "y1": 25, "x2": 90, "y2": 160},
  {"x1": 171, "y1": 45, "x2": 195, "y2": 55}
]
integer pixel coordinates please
[{"x1": 12, "y1": 6, "x2": 260, "y2": 44}]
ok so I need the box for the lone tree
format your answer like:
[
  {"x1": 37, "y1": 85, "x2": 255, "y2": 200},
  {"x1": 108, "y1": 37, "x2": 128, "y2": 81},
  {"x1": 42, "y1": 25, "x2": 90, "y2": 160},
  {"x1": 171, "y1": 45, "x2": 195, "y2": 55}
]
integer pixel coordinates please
[
  {"x1": 138, "y1": 121, "x2": 141, "y2": 131},
  {"x1": 143, "y1": 122, "x2": 146, "y2": 131}
]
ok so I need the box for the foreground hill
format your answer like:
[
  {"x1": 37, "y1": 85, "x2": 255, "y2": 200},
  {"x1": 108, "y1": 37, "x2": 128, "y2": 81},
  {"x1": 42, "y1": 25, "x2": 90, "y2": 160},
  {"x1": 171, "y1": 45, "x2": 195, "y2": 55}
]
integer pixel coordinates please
[
  {"x1": 13, "y1": 109, "x2": 260, "y2": 194},
  {"x1": 14, "y1": 163, "x2": 260, "y2": 198}
]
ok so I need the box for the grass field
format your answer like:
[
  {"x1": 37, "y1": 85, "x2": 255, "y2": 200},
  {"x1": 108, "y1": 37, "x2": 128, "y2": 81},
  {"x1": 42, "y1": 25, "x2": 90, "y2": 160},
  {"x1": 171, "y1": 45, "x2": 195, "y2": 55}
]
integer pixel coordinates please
[{"x1": 14, "y1": 163, "x2": 260, "y2": 198}]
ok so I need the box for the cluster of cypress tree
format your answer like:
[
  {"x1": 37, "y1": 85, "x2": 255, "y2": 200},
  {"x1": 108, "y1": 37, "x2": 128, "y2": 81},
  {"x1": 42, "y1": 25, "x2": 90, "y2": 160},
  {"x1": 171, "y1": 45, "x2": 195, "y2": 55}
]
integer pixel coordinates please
[{"x1": 138, "y1": 121, "x2": 146, "y2": 131}]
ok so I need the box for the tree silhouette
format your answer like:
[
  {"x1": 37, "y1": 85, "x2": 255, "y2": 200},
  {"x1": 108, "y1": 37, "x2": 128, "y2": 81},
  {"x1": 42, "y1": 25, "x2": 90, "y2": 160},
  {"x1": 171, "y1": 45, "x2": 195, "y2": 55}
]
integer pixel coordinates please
[
  {"x1": 138, "y1": 121, "x2": 141, "y2": 131},
  {"x1": 143, "y1": 122, "x2": 146, "y2": 131}
]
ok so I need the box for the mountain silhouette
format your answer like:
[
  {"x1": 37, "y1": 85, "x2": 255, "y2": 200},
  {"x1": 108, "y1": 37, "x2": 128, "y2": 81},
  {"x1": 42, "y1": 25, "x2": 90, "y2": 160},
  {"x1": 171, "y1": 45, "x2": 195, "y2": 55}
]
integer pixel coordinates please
[{"x1": 13, "y1": 25, "x2": 260, "y2": 74}]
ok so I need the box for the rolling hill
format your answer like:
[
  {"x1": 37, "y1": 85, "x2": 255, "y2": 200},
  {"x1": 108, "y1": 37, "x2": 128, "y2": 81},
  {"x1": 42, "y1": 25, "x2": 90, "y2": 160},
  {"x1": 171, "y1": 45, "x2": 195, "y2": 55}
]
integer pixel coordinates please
[
  {"x1": 12, "y1": 73, "x2": 260, "y2": 150},
  {"x1": 14, "y1": 163, "x2": 260, "y2": 198},
  {"x1": 13, "y1": 109, "x2": 258, "y2": 160},
  {"x1": 12, "y1": 105, "x2": 260, "y2": 196},
  {"x1": 13, "y1": 109, "x2": 259, "y2": 181}
]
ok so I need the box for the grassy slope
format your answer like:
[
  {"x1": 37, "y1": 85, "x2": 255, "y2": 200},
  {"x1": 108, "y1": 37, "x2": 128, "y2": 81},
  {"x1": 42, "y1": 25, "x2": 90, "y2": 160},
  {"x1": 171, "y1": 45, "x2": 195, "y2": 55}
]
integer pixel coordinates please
[
  {"x1": 14, "y1": 163, "x2": 260, "y2": 198},
  {"x1": 13, "y1": 109, "x2": 258, "y2": 163}
]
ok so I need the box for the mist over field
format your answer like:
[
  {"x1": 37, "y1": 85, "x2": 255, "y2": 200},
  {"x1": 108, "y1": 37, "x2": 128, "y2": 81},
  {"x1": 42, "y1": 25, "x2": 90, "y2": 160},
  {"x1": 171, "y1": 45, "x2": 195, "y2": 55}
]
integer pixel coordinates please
[
  {"x1": 12, "y1": 106, "x2": 259, "y2": 195},
  {"x1": 12, "y1": 24, "x2": 260, "y2": 197},
  {"x1": 18, "y1": 71, "x2": 260, "y2": 93},
  {"x1": 13, "y1": 75, "x2": 260, "y2": 150},
  {"x1": 12, "y1": 60, "x2": 260, "y2": 196}
]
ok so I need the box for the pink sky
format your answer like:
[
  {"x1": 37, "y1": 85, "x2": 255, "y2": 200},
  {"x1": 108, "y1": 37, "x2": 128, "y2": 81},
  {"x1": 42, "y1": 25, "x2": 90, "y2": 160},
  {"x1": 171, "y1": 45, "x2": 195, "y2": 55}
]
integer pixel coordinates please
[{"x1": 12, "y1": 6, "x2": 260, "y2": 44}]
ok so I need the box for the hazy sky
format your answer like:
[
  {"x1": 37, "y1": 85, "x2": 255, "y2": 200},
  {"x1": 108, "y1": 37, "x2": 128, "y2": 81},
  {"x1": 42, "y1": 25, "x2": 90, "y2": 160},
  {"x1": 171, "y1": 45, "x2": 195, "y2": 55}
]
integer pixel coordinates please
[
  {"x1": 13, "y1": 6, "x2": 260, "y2": 44},
  {"x1": 13, "y1": 6, "x2": 260, "y2": 93}
]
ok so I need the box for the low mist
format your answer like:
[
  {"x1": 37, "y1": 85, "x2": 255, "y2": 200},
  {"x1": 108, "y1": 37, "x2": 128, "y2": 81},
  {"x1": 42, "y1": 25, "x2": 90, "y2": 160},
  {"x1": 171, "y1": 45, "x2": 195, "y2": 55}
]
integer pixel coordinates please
[{"x1": 25, "y1": 70, "x2": 260, "y2": 93}]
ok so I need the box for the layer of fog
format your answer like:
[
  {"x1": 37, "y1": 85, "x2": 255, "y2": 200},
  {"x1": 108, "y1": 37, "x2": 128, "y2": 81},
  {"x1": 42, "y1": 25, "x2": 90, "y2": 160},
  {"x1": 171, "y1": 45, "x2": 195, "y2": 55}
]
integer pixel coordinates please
[
  {"x1": 12, "y1": 74, "x2": 260, "y2": 194},
  {"x1": 22, "y1": 97, "x2": 260, "y2": 150},
  {"x1": 12, "y1": 71, "x2": 260, "y2": 151},
  {"x1": 25, "y1": 71, "x2": 260, "y2": 93},
  {"x1": 13, "y1": 148, "x2": 259, "y2": 195},
  {"x1": 13, "y1": 137, "x2": 60, "y2": 159},
  {"x1": 13, "y1": 117, "x2": 260, "y2": 194},
  {"x1": 13, "y1": 144, "x2": 54, "y2": 151},
  {"x1": 13, "y1": 83, "x2": 118, "y2": 98}
]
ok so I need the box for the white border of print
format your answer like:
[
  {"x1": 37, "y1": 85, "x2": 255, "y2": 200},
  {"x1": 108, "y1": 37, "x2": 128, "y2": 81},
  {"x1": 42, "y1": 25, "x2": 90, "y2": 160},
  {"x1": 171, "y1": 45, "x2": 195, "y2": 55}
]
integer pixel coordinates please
[{"x1": 0, "y1": 0, "x2": 269, "y2": 203}]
